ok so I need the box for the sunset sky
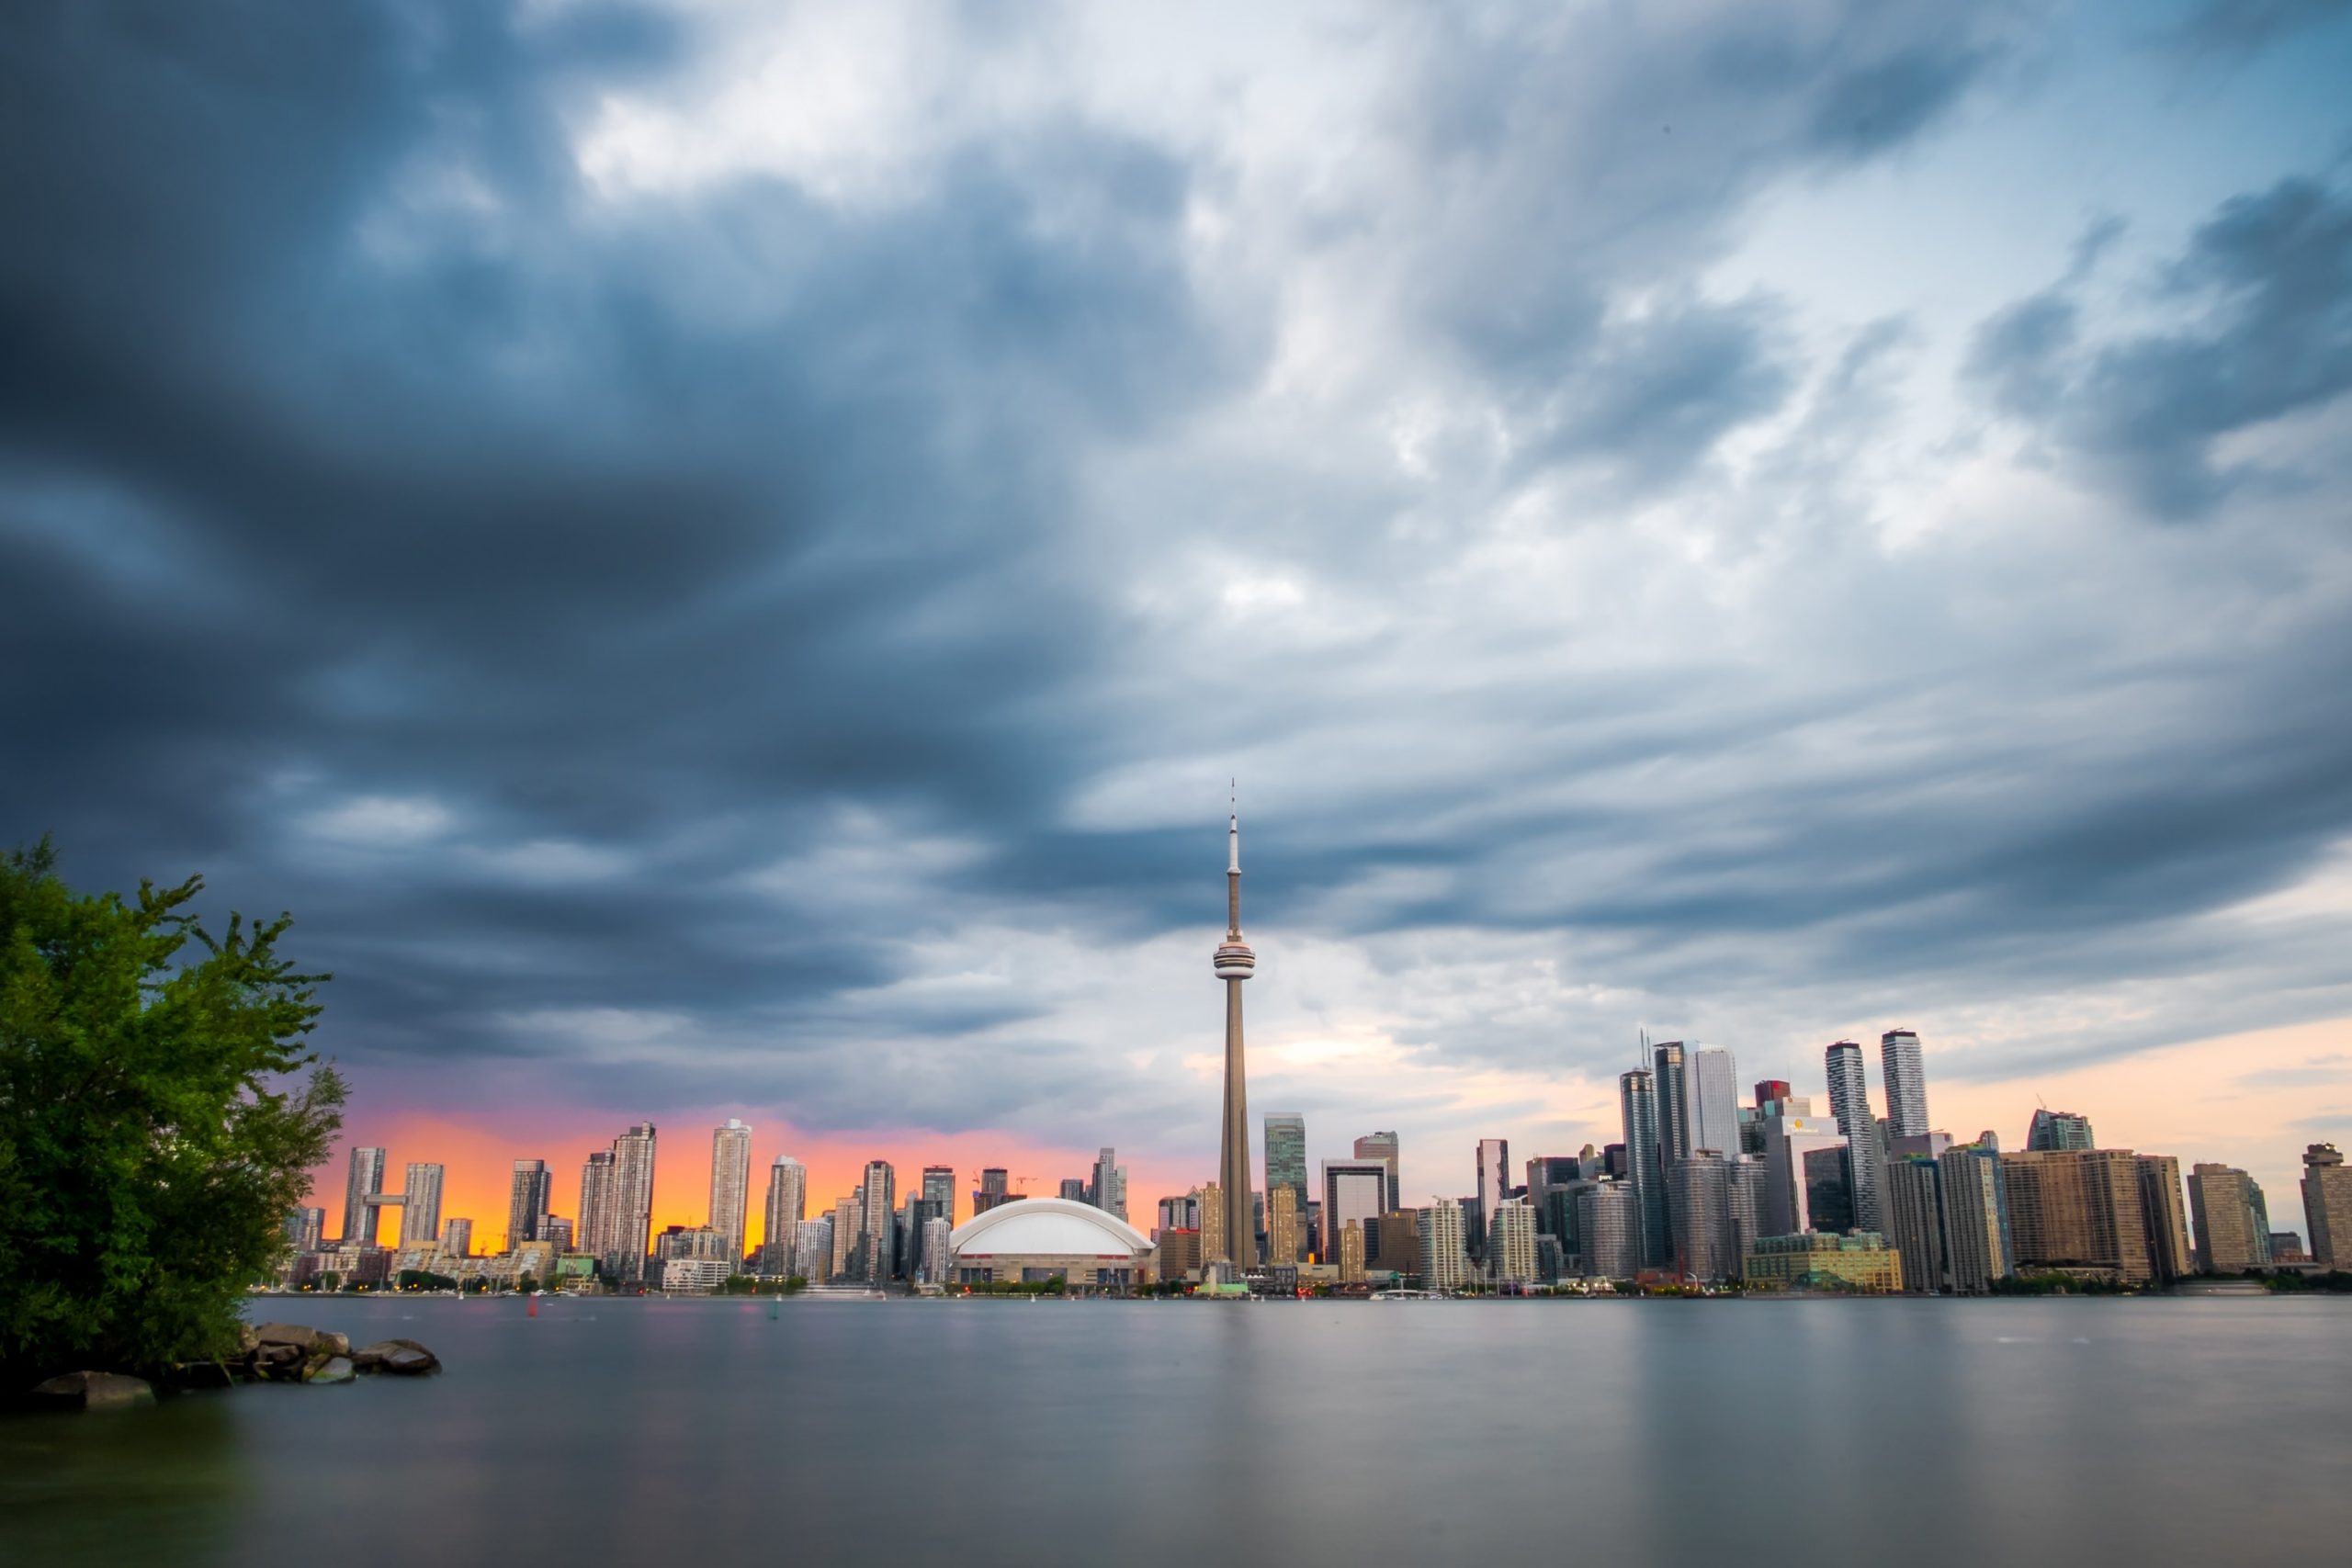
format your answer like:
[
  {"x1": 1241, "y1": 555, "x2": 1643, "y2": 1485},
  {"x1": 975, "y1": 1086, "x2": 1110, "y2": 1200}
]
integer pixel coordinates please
[{"x1": 5, "y1": 1, "x2": 2351, "y2": 1250}]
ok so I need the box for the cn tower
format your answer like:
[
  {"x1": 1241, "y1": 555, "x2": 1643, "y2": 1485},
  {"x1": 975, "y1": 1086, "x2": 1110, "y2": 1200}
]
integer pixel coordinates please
[{"x1": 1212, "y1": 793, "x2": 1256, "y2": 1265}]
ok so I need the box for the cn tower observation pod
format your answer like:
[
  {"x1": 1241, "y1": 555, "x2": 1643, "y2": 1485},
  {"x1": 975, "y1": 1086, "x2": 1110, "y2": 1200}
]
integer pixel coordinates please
[{"x1": 945, "y1": 1197, "x2": 1155, "y2": 1293}]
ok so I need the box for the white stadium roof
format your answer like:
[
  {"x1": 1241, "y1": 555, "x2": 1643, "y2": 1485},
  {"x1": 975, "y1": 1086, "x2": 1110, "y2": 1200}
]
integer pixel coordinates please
[{"x1": 947, "y1": 1196, "x2": 1152, "y2": 1259}]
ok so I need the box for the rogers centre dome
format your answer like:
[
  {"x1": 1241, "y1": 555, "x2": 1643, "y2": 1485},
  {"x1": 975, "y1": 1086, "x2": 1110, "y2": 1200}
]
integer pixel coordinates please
[{"x1": 946, "y1": 1197, "x2": 1154, "y2": 1293}]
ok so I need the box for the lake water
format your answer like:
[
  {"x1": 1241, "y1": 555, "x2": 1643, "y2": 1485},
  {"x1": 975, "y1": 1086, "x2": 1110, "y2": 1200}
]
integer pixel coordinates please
[{"x1": 6, "y1": 1294, "x2": 2348, "y2": 1565}]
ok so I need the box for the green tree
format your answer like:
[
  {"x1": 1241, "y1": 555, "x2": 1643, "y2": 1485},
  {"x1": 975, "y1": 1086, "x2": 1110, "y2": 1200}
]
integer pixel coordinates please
[{"x1": 0, "y1": 840, "x2": 345, "y2": 1384}]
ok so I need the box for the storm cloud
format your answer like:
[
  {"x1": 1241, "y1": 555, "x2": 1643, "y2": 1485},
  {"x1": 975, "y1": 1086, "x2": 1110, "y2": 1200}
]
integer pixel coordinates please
[{"x1": 4, "y1": 0, "x2": 2350, "y2": 1185}]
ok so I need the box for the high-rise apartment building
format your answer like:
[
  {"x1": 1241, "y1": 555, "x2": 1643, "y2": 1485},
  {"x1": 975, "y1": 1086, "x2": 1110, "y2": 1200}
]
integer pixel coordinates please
[
  {"x1": 578, "y1": 1150, "x2": 616, "y2": 1268},
  {"x1": 1883, "y1": 1156, "x2": 1945, "y2": 1292},
  {"x1": 1668, "y1": 1151, "x2": 1736, "y2": 1282},
  {"x1": 1576, "y1": 1181, "x2": 1641, "y2": 1280},
  {"x1": 2188, "y1": 1163, "x2": 2269, "y2": 1274},
  {"x1": 793, "y1": 1218, "x2": 831, "y2": 1281},
  {"x1": 285, "y1": 1206, "x2": 326, "y2": 1253},
  {"x1": 1727, "y1": 1156, "x2": 1767, "y2": 1277},
  {"x1": 1689, "y1": 1046, "x2": 1740, "y2": 1159},
  {"x1": 1267, "y1": 1185, "x2": 1301, "y2": 1264},
  {"x1": 1488, "y1": 1200, "x2": 1537, "y2": 1284},
  {"x1": 508, "y1": 1158, "x2": 551, "y2": 1248},
  {"x1": 761, "y1": 1156, "x2": 808, "y2": 1274},
  {"x1": 1653, "y1": 1043, "x2": 1690, "y2": 1163},
  {"x1": 1936, "y1": 1145, "x2": 2010, "y2": 1293},
  {"x1": 1825, "y1": 1041, "x2": 1887, "y2": 1234},
  {"x1": 1474, "y1": 1138, "x2": 1511, "y2": 1261},
  {"x1": 1880, "y1": 1030, "x2": 1928, "y2": 1139},
  {"x1": 921, "y1": 1215, "x2": 953, "y2": 1285},
  {"x1": 2135, "y1": 1155, "x2": 2194, "y2": 1283},
  {"x1": 1197, "y1": 1183, "x2": 1224, "y2": 1266},
  {"x1": 1619, "y1": 1070, "x2": 1668, "y2": 1269},
  {"x1": 1322, "y1": 1159, "x2": 1389, "y2": 1267},
  {"x1": 1758, "y1": 1111, "x2": 1846, "y2": 1237},
  {"x1": 708, "y1": 1119, "x2": 752, "y2": 1265},
  {"x1": 922, "y1": 1166, "x2": 955, "y2": 1225},
  {"x1": 1058, "y1": 1177, "x2": 1089, "y2": 1202},
  {"x1": 2002, "y1": 1149, "x2": 2151, "y2": 1282},
  {"x1": 831, "y1": 1196, "x2": 860, "y2": 1279},
  {"x1": 1376, "y1": 1211, "x2": 1419, "y2": 1280},
  {"x1": 1354, "y1": 1132, "x2": 1401, "y2": 1211},
  {"x1": 2027, "y1": 1109, "x2": 2095, "y2": 1151},
  {"x1": 857, "y1": 1160, "x2": 896, "y2": 1284},
  {"x1": 609, "y1": 1123, "x2": 659, "y2": 1283},
  {"x1": 342, "y1": 1145, "x2": 388, "y2": 1244},
  {"x1": 1338, "y1": 1220, "x2": 1367, "y2": 1284},
  {"x1": 1263, "y1": 1114, "x2": 1306, "y2": 1237},
  {"x1": 974, "y1": 1168, "x2": 1011, "y2": 1214},
  {"x1": 1091, "y1": 1147, "x2": 1127, "y2": 1223},
  {"x1": 542, "y1": 1216, "x2": 572, "y2": 1253},
  {"x1": 439, "y1": 1217, "x2": 472, "y2": 1257},
  {"x1": 1418, "y1": 1197, "x2": 1471, "y2": 1291},
  {"x1": 400, "y1": 1162, "x2": 445, "y2": 1248},
  {"x1": 2304, "y1": 1145, "x2": 2352, "y2": 1269}
]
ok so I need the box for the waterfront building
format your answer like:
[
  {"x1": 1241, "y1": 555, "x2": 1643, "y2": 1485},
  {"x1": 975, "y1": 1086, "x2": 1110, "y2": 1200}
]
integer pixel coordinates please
[
  {"x1": 1803, "y1": 1147, "x2": 1854, "y2": 1233},
  {"x1": 921, "y1": 1215, "x2": 953, "y2": 1284},
  {"x1": 342, "y1": 1145, "x2": 389, "y2": 1244},
  {"x1": 1937, "y1": 1144, "x2": 2012, "y2": 1293},
  {"x1": 609, "y1": 1123, "x2": 659, "y2": 1283},
  {"x1": 2188, "y1": 1163, "x2": 2269, "y2": 1274},
  {"x1": 397, "y1": 1162, "x2": 442, "y2": 1249},
  {"x1": 1156, "y1": 1193, "x2": 1199, "y2": 1236},
  {"x1": 1758, "y1": 1112, "x2": 1847, "y2": 1236},
  {"x1": 1210, "y1": 801, "x2": 1258, "y2": 1267},
  {"x1": 2002, "y1": 1149, "x2": 2152, "y2": 1282},
  {"x1": 662, "y1": 1258, "x2": 730, "y2": 1293},
  {"x1": 1883, "y1": 1156, "x2": 1945, "y2": 1292},
  {"x1": 2027, "y1": 1109, "x2": 2096, "y2": 1151},
  {"x1": 946, "y1": 1197, "x2": 1153, "y2": 1292},
  {"x1": 1727, "y1": 1156, "x2": 1767, "y2": 1278},
  {"x1": 1377, "y1": 1211, "x2": 1420, "y2": 1280},
  {"x1": 1197, "y1": 1184, "x2": 1224, "y2": 1268},
  {"x1": 1575, "y1": 1181, "x2": 1641, "y2": 1281},
  {"x1": 974, "y1": 1168, "x2": 1011, "y2": 1214},
  {"x1": 857, "y1": 1160, "x2": 897, "y2": 1284},
  {"x1": 1690, "y1": 1047, "x2": 1741, "y2": 1164},
  {"x1": 541, "y1": 1216, "x2": 572, "y2": 1253},
  {"x1": 1488, "y1": 1199, "x2": 1537, "y2": 1284},
  {"x1": 1825, "y1": 1041, "x2": 1888, "y2": 1234},
  {"x1": 1337, "y1": 1221, "x2": 1366, "y2": 1284},
  {"x1": 1267, "y1": 1185, "x2": 1301, "y2": 1265},
  {"x1": 2135, "y1": 1155, "x2": 2195, "y2": 1283},
  {"x1": 507, "y1": 1159, "x2": 551, "y2": 1247},
  {"x1": 1264, "y1": 1113, "x2": 1307, "y2": 1245},
  {"x1": 1157, "y1": 1226, "x2": 1202, "y2": 1281},
  {"x1": 831, "y1": 1197, "x2": 860, "y2": 1279},
  {"x1": 2270, "y1": 1232, "x2": 2310, "y2": 1263},
  {"x1": 656, "y1": 1224, "x2": 730, "y2": 1262},
  {"x1": 1745, "y1": 1232, "x2": 1904, "y2": 1292},
  {"x1": 285, "y1": 1206, "x2": 325, "y2": 1254},
  {"x1": 577, "y1": 1151, "x2": 616, "y2": 1273},
  {"x1": 2302, "y1": 1145, "x2": 2352, "y2": 1269},
  {"x1": 1417, "y1": 1198, "x2": 1472, "y2": 1292},
  {"x1": 761, "y1": 1156, "x2": 808, "y2": 1275},
  {"x1": 708, "y1": 1119, "x2": 752, "y2": 1264},
  {"x1": 1668, "y1": 1152, "x2": 1736, "y2": 1282},
  {"x1": 1619, "y1": 1070, "x2": 1668, "y2": 1269},
  {"x1": 1880, "y1": 1030, "x2": 1928, "y2": 1140},
  {"x1": 793, "y1": 1218, "x2": 832, "y2": 1280},
  {"x1": 1354, "y1": 1132, "x2": 1402, "y2": 1210},
  {"x1": 1473, "y1": 1137, "x2": 1511, "y2": 1264},
  {"x1": 1323, "y1": 1158, "x2": 1388, "y2": 1267}
]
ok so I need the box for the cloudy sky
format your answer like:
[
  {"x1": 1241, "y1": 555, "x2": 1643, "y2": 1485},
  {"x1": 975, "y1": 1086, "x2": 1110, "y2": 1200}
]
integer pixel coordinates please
[{"x1": 6, "y1": 0, "x2": 2350, "y2": 1246}]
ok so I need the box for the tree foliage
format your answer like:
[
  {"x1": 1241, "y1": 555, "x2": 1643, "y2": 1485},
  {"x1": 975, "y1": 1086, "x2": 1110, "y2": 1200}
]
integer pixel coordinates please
[{"x1": 0, "y1": 839, "x2": 345, "y2": 1384}]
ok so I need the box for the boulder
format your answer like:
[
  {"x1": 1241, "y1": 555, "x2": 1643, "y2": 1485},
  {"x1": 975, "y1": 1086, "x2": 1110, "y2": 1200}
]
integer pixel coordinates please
[
  {"x1": 250, "y1": 1323, "x2": 320, "y2": 1352},
  {"x1": 238, "y1": 1324, "x2": 261, "y2": 1355},
  {"x1": 352, "y1": 1337, "x2": 434, "y2": 1371},
  {"x1": 318, "y1": 1331, "x2": 351, "y2": 1358},
  {"x1": 380, "y1": 1348, "x2": 441, "y2": 1376},
  {"x1": 303, "y1": 1356, "x2": 355, "y2": 1385},
  {"x1": 28, "y1": 1371, "x2": 155, "y2": 1412}
]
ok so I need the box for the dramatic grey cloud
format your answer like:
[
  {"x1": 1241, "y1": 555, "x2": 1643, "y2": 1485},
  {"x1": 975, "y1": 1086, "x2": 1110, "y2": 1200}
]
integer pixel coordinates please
[{"x1": 4, "y1": 0, "x2": 2350, "y2": 1201}]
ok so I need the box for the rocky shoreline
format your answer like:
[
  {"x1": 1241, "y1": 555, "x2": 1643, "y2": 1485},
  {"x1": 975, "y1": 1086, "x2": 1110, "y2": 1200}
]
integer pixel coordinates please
[{"x1": 28, "y1": 1322, "x2": 440, "y2": 1411}]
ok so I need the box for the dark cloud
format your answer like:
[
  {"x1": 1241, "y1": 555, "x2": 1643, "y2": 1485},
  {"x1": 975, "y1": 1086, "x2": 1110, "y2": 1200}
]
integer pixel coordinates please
[{"x1": 1967, "y1": 175, "x2": 2352, "y2": 517}]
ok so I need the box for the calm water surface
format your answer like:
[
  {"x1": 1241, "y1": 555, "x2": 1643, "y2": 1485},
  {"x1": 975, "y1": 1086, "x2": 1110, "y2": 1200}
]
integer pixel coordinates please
[{"x1": 6, "y1": 1294, "x2": 2348, "y2": 1565}]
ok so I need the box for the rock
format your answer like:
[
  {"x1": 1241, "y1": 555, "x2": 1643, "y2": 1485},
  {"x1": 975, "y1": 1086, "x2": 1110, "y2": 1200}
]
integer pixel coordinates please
[
  {"x1": 318, "y1": 1331, "x2": 351, "y2": 1358},
  {"x1": 250, "y1": 1323, "x2": 320, "y2": 1352},
  {"x1": 303, "y1": 1356, "x2": 355, "y2": 1385},
  {"x1": 238, "y1": 1324, "x2": 261, "y2": 1355},
  {"x1": 28, "y1": 1371, "x2": 155, "y2": 1412},
  {"x1": 168, "y1": 1361, "x2": 236, "y2": 1392},
  {"x1": 380, "y1": 1348, "x2": 440, "y2": 1376},
  {"x1": 352, "y1": 1338, "x2": 434, "y2": 1371}
]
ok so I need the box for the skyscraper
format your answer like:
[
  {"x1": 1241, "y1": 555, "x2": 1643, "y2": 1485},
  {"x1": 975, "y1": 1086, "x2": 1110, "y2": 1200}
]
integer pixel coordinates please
[
  {"x1": 1825, "y1": 1041, "x2": 1888, "y2": 1234},
  {"x1": 1937, "y1": 1144, "x2": 2011, "y2": 1294},
  {"x1": 578, "y1": 1150, "x2": 616, "y2": 1269},
  {"x1": 974, "y1": 1168, "x2": 1010, "y2": 1214},
  {"x1": 922, "y1": 1165, "x2": 956, "y2": 1225},
  {"x1": 1689, "y1": 1046, "x2": 1741, "y2": 1159},
  {"x1": 2027, "y1": 1108, "x2": 2095, "y2": 1151},
  {"x1": 1197, "y1": 1183, "x2": 1224, "y2": 1266},
  {"x1": 400, "y1": 1162, "x2": 445, "y2": 1248},
  {"x1": 2304, "y1": 1144, "x2": 2352, "y2": 1269},
  {"x1": 1322, "y1": 1159, "x2": 1388, "y2": 1266},
  {"x1": 1475, "y1": 1137, "x2": 1510, "y2": 1261},
  {"x1": 1758, "y1": 1110, "x2": 1847, "y2": 1236},
  {"x1": 1091, "y1": 1147, "x2": 1128, "y2": 1223},
  {"x1": 2136, "y1": 1154, "x2": 2194, "y2": 1283},
  {"x1": 439, "y1": 1217, "x2": 472, "y2": 1257},
  {"x1": 763, "y1": 1156, "x2": 808, "y2": 1274},
  {"x1": 610, "y1": 1122, "x2": 659, "y2": 1283},
  {"x1": 793, "y1": 1218, "x2": 832, "y2": 1281},
  {"x1": 1355, "y1": 1131, "x2": 1401, "y2": 1210},
  {"x1": 1267, "y1": 1186, "x2": 1301, "y2": 1265},
  {"x1": 2002, "y1": 1149, "x2": 2152, "y2": 1282},
  {"x1": 1417, "y1": 1197, "x2": 1471, "y2": 1291},
  {"x1": 1210, "y1": 800, "x2": 1257, "y2": 1266},
  {"x1": 708, "y1": 1119, "x2": 752, "y2": 1265},
  {"x1": 858, "y1": 1160, "x2": 897, "y2": 1285},
  {"x1": 1576, "y1": 1182, "x2": 1641, "y2": 1280},
  {"x1": 285, "y1": 1206, "x2": 325, "y2": 1253},
  {"x1": 1488, "y1": 1200, "x2": 1537, "y2": 1284},
  {"x1": 1264, "y1": 1114, "x2": 1307, "y2": 1244},
  {"x1": 1883, "y1": 1156, "x2": 1944, "y2": 1292},
  {"x1": 2188, "y1": 1163, "x2": 2268, "y2": 1274},
  {"x1": 1653, "y1": 1043, "x2": 1690, "y2": 1162},
  {"x1": 1619, "y1": 1070, "x2": 1668, "y2": 1269},
  {"x1": 1668, "y1": 1151, "x2": 1736, "y2": 1281},
  {"x1": 1880, "y1": 1030, "x2": 1928, "y2": 1139},
  {"x1": 342, "y1": 1145, "x2": 388, "y2": 1244},
  {"x1": 508, "y1": 1158, "x2": 552, "y2": 1248}
]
